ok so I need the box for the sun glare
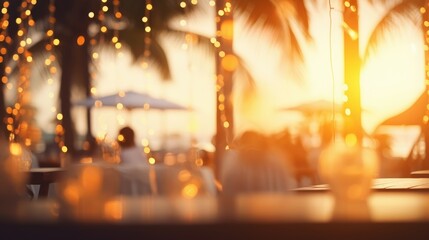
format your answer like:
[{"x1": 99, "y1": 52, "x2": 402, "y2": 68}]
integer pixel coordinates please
[
  {"x1": 361, "y1": 22, "x2": 424, "y2": 133},
  {"x1": 27, "y1": 0, "x2": 426, "y2": 150}
]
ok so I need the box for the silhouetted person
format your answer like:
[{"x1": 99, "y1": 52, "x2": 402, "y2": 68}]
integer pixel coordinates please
[
  {"x1": 117, "y1": 126, "x2": 148, "y2": 166},
  {"x1": 117, "y1": 126, "x2": 151, "y2": 195},
  {"x1": 276, "y1": 130, "x2": 316, "y2": 186},
  {"x1": 220, "y1": 131, "x2": 295, "y2": 194}
]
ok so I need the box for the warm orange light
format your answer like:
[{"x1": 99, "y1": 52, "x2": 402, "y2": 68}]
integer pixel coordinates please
[
  {"x1": 9, "y1": 142, "x2": 22, "y2": 156},
  {"x1": 345, "y1": 133, "x2": 357, "y2": 147},
  {"x1": 104, "y1": 199, "x2": 123, "y2": 220},
  {"x1": 76, "y1": 35, "x2": 85, "y2": 46},
  {"x1": 181, "y1": 183, "x2": 198, "y2": 199},
  {"x1": 178, "y1": 170, "x2": 192, "y2": 182},
  {"x1": 81, "y1": 167, "x2": 102, "y2": 193},
  {"x1": 144, "y1": 146, "x2": 151, "y2": 154},
  {"x1": 221, "y1": 20, "x2": 233, "y2": 40},
  {"x1": 63, "y1": 183, "x2": 80, "y2": 205},
  {"x1": 221, "y1": 54, "x2": 238, "y2": 71},
  {"x1": 61, "y1": 146, "x2": 68, "y2": 153},
  {"x1": 80, "y1": 157, "x2": 93, "y2": 164}
]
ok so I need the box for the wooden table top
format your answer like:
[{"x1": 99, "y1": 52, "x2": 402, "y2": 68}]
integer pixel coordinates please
[
  {"x1": 296, "y1": 178, "x2": 429, "y2": 192},
  {"x1": 25, "y1": 167, "x2": 65, "y2": 185},
  {"x1": 411, "y1": 170, "x2": 429, "y2": 178},
  {"x1": 4, "y1": 177, "x2": 429, "y2": 239},
  {"x1": 1, "y1": 191, "x2": 429, "y2": 239}
]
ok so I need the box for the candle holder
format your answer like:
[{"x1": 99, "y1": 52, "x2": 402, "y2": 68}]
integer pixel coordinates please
[{"x1": 319, "y1": 141, "x2": 379, "y2": 203}]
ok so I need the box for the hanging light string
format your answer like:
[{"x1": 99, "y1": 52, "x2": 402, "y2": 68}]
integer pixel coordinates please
[
  {"x1": 0, "y1": 1, "x2": 11, "y2": 66},
  {"x1": 180, "y1": 0, "x2": 201, "y2": 161},
  {"x1": 1, "y1": 1, "x2": 12, "y2": 139},
  {"x1": 112, "y1": 0, "x2": 122, "y2": 51},
  {"x1": 139, "y1": 0, "x2": 154, "y2": 165},
  {"x1": 87, "y1": 3, "x2": 98, "y2": 99},
  {"x1": 7, "y1": 0, "x2": 37, "y2": 144},
  {"x1": 214, "y1": 0, "x2": 233, "y2": 149},
  {"x1": 421, "y1": 5, "x2": 429, "y2": 129},
  {"x1": 1, "y1": 1, "x2": 11, "y2": 130},
  {"x1": 88, "y1": 0, "x2": 109, "y2": 140},
  {"x1": 87, "y1": 0, "x2": 110, "y2": 104},
  {"x1": 45, "y1": 0, "x2": 58, "y2": 113},
  {"x1": 99, "y1": 0, "x2": 108, "y2": 44},
  {"x1": 142, "y1": 0, "x2": 152, "y2": 66},
  {"x1": 342, "y1": 0, "x2": 359, "y2": 146},
  {"x1": 112, "y1": 0, "x2": 126, "y2": 127},
  {"x1": 41, "y1": 0, "x2": 63, "y2": 153}
]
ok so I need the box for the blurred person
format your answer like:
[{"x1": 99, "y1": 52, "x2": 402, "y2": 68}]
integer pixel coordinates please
[
  {"x1": 220, "y1": 131, "x2": 296, "y2": 195},
  {"x1": 116, "y1": 126, "x2": 151, "y2": 195},
  {"x1": 275, "y1": 130, "x2": 317, "y2": 186},
  {"x1": 117, "y1": 126, "x2": 148, "y2": 165}
]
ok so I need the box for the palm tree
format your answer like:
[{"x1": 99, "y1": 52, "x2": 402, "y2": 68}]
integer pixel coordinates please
[
  {"x1": 19, "y1": 0, "x2": 202, "y2": 156},
  {"x1": 344, "y1": 0, "x2": 429, "y2": 167},
  {"x1": 343, "y1": 0, "x2": 429, "y2": 168},
  {"x1": 342, "y1": 0, "x2": 426, "y2": 144},
  {"x1": 213, "y1": 0, "x2": 310, "y2": 169},
  {"x1": 371, "y1": 0, "x2": 428, "y2": 168}
]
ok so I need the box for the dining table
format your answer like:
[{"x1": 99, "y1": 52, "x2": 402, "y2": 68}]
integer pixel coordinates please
[
  {"x1": 1, "y1": 178, "x2": 429, "y2": 240},
  {"x1": 25, "y1": 167, "x2": 65, "y2": 198}
]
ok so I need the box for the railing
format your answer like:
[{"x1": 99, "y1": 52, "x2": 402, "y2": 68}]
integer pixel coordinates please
[{"x1": 405, "y1": 126, "x2": 426, "y2": 175}]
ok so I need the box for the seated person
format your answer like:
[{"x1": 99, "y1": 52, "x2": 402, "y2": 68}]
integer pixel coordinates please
[
  {"x1": 117, "y1": 126, "x2": 148, "y2": 166},
  {"x1": 220, "y1": 131, "x2": 296, "y2": 195},
  {"x1": 116, "y1": 126, "x2": 151, "y2": 195}
]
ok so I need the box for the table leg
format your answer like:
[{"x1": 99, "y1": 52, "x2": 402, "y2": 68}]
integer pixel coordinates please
[{"x1": 38, "y1": 184, "x2": 49, "y2": 198}]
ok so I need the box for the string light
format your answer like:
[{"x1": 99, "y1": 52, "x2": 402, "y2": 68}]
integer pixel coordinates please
[
  {"x1": 140, "y1": 0, "x2": 153, "y2": 163},
  {"x1": 1, "y1": 1, "x2": 11, "y2": 142},
  {"x1": 112, "y1": 0, "x2": 122, "y2": 51},
  {"x1": 41, "y1": 0, "x2": 65, "y2": 154},
  {"x1": 0, "y1": 1, "x2": 10, "y2": 66},
  {"x1": 342, "y1": 0, "x2": 361, "y2": 145},
  {"x1": 215, "y1": 0, "x2": 234, "y2": 149},
  {"x1": 422, "y1": 5, "x2": 429, "y2": 127},
  {"x1": 7, "y1": 0, "x2": 37, "y2": 144},
  {"x1": 179, "y1": 1, "x2": 200, "y2": 149}
]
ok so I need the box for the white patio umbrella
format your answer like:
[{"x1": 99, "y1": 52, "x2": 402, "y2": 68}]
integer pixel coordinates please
[
  {"x1": 280, "y1": 99, "x2": 340, "y2": 116},
  {"x1": 73, "y1": 90, "x2": 189, "y2": 110},
  {"x1": 74, "y1": 90, "x2": 191, "y2": 150}
]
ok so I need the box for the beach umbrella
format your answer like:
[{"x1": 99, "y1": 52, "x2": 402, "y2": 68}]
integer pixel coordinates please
[
  {"x1": 280, "y1": 99, "x2": 340, "y2": 116},
  {"x1": 74, "y1": 90, "x2": 189, "y2": 110},
  {"x1": 74, "y1": 90, "x2": 191, "y2": 149}
]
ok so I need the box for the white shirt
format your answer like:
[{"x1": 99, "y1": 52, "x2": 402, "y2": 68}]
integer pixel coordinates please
[{"x1": 119, "y1": 146, "x2": 148, "y2": 166}]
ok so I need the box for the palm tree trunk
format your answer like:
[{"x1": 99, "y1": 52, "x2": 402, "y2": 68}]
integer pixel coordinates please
[
  {"x1": 78, "y1": 13, "x2": 96, "y2": 153},
  {"x1": 58, "y1": 0, "x2": 95, "y2": 157},
  {"x1": 343, "y1": 0, "x2": 363, "y2": 144},
  {"x1": 59, "y1": 41, "x2": 75, "y2": 156},
  {"x1": 214, "y1": 0, "x2": 235, "y2": 177}
]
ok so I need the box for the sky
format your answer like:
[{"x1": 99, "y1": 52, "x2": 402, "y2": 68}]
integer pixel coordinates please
[{"x1": 20, "y1": 0, "x2": 425, "y2": 152}]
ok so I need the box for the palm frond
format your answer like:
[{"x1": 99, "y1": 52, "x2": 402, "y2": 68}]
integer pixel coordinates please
[
  {"x1": 116, "y1": 29, "x2": 171, "y2": 80},
  {"x1": 150, "y1": 38, "x2": 172, "y2": 80},
  {"x1": 235, "y1": 55, "x2": 257, "y2": 90},
  {"x1": 363, "y1": 0, "x2": 424, "y2": 63},
  {"x1": 234, "y1": 0, "x2": 309, "y2": 39},
  {"x1": 163, "y1": 27, "x2": 215, "y2": 56},
  {"x1": 234, "y1": 0, "x2": 310, "y2": 82}
]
